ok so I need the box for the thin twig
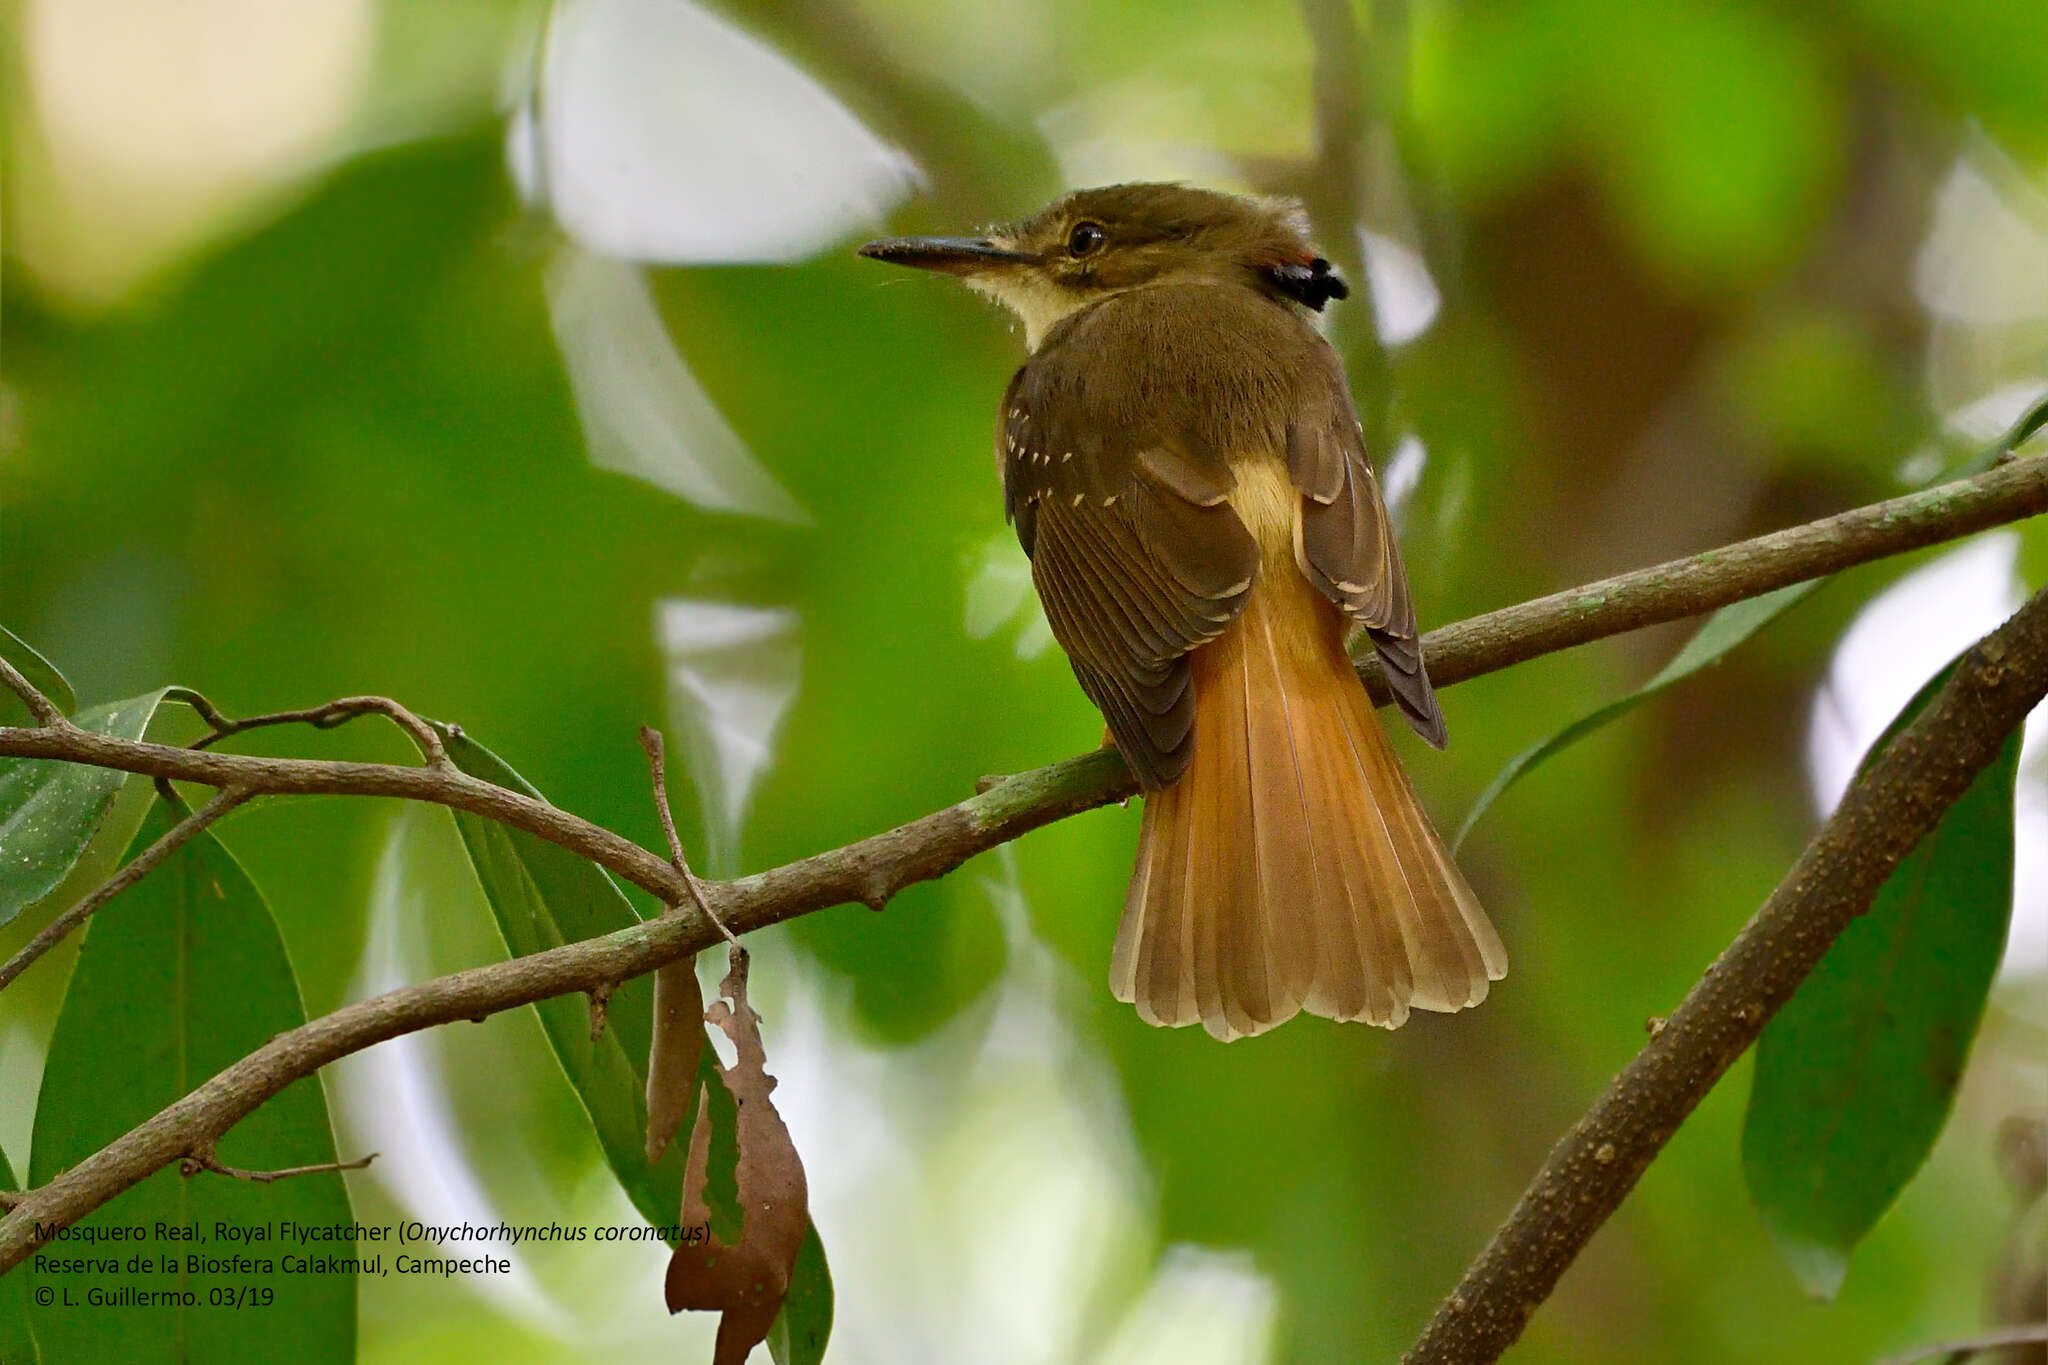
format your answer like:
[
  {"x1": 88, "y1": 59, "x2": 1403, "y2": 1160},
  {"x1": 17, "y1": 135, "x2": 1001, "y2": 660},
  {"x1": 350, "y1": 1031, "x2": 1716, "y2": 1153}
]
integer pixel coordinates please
[
  {"x1": 1, "y1": 459, "x2": 2046, "y2": 1271},
  {"x1": 173, "y1": 688, "x2": 451, "y2": 769},
  {"x1": 587, "y1": 981, "x2": 612, "y2": 1042},
  {"x1": 639, "y1": 725, "x2": 740, "y2": 948},
  {"x1": 178, "y1": 1143, "x2": 377, "y2": 1186},
  {"x1": 0, "y1": 654, "x2": 68, "y2": 729},
  {"x1": 1874, "y1": 1323, "x2": 2048, "y2": 1365},
  {"x1": 1371, "y1": 453, "x2": 2048, "y2": 698},
  {"x1": 1402, "y1": 584, "x2": 2048, "y2": 1364},
  {"x1": 0, "y1": 787, "x2": 249, "y2": 994}
]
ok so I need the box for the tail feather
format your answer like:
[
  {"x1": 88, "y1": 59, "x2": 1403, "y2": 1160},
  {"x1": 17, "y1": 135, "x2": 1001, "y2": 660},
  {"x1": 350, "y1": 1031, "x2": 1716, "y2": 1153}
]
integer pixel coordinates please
[
  {"x1": 1192, "y1": 688, "x2": 1263, "y2": 1036},
  {"x1": 1239, "y1": 617, "x2": 1313, "y2": 1022},
  {"x1": 1112, "y1": 578, "x2": 1504, "y2": 1041}
]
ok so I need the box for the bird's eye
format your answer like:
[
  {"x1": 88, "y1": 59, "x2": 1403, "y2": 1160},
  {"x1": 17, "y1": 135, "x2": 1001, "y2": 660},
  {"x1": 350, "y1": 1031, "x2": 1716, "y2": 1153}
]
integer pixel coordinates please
[{"x1": 1067, "y1": 221, "x2": 1106, "y2": 257}]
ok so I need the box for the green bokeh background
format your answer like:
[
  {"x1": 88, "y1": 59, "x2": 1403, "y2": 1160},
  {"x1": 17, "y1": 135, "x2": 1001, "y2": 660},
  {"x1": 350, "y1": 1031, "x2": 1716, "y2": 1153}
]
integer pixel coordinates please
[{"x1": 3, "y1": 0, "x2": 2044, "y2": 1361}]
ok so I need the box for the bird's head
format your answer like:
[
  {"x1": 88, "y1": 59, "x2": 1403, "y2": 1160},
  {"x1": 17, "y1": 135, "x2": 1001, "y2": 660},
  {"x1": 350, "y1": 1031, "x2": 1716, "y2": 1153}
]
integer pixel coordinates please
[{"x1": 858, "y1": 182, "x2": 1347, "y2": 350}]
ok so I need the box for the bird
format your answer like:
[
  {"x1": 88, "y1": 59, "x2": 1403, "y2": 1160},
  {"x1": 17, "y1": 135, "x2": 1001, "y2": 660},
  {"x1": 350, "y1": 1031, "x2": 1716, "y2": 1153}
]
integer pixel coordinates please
[{"x1": 859, "y1": 183, "x2": 1504, "y2": 1040}]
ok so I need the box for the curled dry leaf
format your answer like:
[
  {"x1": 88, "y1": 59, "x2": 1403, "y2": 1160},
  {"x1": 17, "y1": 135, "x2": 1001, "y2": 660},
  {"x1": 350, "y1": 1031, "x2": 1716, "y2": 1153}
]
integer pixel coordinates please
[
  {"x1": 665, "y1": 950, "x2": 809, "y2": 1365},
  {"x1": 645, "y1": 955, "x2": 707, "y2": 1164}
]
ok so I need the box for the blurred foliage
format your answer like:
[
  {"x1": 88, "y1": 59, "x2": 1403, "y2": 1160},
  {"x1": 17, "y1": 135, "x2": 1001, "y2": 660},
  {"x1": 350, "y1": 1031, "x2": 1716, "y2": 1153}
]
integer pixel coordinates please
[{"x1": 1, "y1": 0, "x2": 2044, "y2": 1362}]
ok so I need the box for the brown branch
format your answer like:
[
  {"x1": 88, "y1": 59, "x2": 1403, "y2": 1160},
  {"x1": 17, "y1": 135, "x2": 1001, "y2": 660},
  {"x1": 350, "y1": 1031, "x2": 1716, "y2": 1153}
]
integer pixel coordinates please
[
  {"x1": 0, "y1": 654, "x2": 68, "y2": 729},
  {"x1": 1367, "y1": 451, "x2": 2048, "y2": 698},
  {"x1": 0, "y1": 722, "x2": 692, "y2": 904},
  {"x1": 0, "y1": 787, "x2": 249, "y2": 993},
  {"x1": 0, "y1": 746, "x2": 1124, "y2": 1272},
  {"x1": 1402, "y1": 583, "x2": 2048, "y2": 1364},
  {"x1": 178, "y1": 1143, "x2": 377, "y2": 1186},
  {"x1": 639, "y1": 725, "x2": 739, "y2": 947},
  {"x1": 175, "y1": 688, "x2": 451, "y2": 769},
  {"x1": 1874, "y1": 1324, "x2": 2048, "y2": 1365},
  {"x1": 0, "y1": 457, "x2": 2044, "y2": 1273}
]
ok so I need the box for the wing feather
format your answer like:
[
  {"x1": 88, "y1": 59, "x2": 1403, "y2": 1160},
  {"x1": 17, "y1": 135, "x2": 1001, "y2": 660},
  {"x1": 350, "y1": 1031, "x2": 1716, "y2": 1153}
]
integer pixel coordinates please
[
  {"x1": 1285, "y1": 372, "x2": 1447, "y2": 747},
  {"x1": 999, "y1": 335, "x2": 1257, "y2": 787},
  {"x1": 997, "y1": 282, "x2": 1444, "y2": 777}
]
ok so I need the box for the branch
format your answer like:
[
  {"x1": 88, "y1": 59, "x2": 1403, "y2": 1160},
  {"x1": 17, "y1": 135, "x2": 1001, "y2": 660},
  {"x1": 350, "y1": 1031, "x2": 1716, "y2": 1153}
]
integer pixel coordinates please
[
  {"x1": 0, "y1": 457, "x2": 2043, "y2": 1273},
  {"x1": 174, "y1": 688, "x2": 452, "y2": 770},
  {"x1": 0, "y1": 786, "x2": 248, "y2": 993},
  {"x1": 0, "y1": 654, "x2": 68, "y2": 729},
  {"x1": 1874, "y1": 1324, "x2": 2048, "y2": 1365},
  {"x1": 1364, "y1": 451, "x2": 2048, "y2": 699},
  {"x1": 1402, "y1": 583, "x2": 2048, "y2": 1364},
  {"x1": 639, "y1": 725, "x2": 739, "y2": 947},
  {"x1": 179, "y1": 1143, "x2": 378, "y2": 1186}
]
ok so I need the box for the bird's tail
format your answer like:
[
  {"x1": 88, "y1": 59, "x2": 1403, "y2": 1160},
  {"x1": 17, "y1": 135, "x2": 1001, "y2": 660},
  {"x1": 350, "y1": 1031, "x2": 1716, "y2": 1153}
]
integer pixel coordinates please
[{"x1": 1110, "y1": 576, "x2": 1506, "y2": 1040}]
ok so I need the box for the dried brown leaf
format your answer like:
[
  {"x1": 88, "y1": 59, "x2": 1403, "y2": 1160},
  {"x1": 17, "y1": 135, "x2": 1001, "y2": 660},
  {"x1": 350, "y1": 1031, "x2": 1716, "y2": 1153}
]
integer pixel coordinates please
[
  {"x1": 645, "y1": 955, "x2": 707, "y2": 1164},
  {"x1": 665, "y1": 950, "x2": 809, "y2": 1365}
]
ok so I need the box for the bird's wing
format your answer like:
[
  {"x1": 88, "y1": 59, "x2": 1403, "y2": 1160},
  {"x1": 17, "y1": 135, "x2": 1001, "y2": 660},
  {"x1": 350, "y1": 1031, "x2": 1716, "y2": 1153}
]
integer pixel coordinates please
[
  {"x1": 999, "y1": 363, "x2": 1259, "y2": 789},
  {"x1": 1284, "y1": 353, "x2": 1447, "y2": 747}
]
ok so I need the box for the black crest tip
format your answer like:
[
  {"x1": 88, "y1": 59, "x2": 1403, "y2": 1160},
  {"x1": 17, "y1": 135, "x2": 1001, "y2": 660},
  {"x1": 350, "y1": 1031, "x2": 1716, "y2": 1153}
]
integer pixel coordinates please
[{"x1": 1268, "y1": 257, "x2": 1349, "y2": 311}]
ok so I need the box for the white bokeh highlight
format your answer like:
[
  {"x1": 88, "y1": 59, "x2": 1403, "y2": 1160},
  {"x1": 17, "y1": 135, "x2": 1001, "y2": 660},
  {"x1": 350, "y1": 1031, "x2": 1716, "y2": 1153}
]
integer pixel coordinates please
[
  {"x1": 1805, "y1": 535, "x2": 2047, "y2": 978},
  {"x1": 1094, "y1": 1246, "x2": 1279, "y2": 1365},
  {"x1": 766, "y1": 848, "x2": 1279, "y2": 1365},
  {"x1": 547, "y1": 246, "x2": 807, "y2": 521},
  {"x1": 330, "y1": 812, "x2": 567, "y2": 1329},
  {"x1": 1914, "y1": 153, "x2": 2048, "y2": 328},
  {"x1": 512, "y1": 0, "x2": 919, "y2": 264},
  {"x1": 656, "y1": 599, "x2": 803, "y2": 876},
  {"x1": 964, "y1": 532, "x2": 1057, "y2": 661},
  {"x1": 16, "y1": 0, "x2": 374, "y2": 304},
  {"x1": 1358, "y1": 229, "x2": 1441, "y2": 347}
]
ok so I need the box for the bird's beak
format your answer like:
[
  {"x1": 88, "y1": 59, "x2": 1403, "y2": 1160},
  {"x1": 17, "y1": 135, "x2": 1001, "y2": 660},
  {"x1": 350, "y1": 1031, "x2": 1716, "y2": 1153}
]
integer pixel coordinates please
[{"x1": 856, "y1": 236, "x2": 1039, "y2": 275}]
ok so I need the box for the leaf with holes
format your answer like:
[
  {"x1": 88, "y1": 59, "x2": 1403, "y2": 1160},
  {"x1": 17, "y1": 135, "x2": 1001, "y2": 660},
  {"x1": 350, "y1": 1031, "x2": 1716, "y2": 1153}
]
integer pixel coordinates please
[
  {"x1": 1456, "y1": 582, "x2": 1819, "y2": 849},
  {"x1": 668, "y1": 953, "x2": 810, "y2": 1365},
  {"x1": 646, "y1": 956, "x2": 707, "y2": 1165},
  {"x1": 1743, "y1": 658, "x2": 2021, "y2": 1298},
  {"x1": 0, "y1": 689, "x2": 172, "y2": 928},
  {"x1": 27, "y1": 800, "x2": 354, "y2": 1361}
]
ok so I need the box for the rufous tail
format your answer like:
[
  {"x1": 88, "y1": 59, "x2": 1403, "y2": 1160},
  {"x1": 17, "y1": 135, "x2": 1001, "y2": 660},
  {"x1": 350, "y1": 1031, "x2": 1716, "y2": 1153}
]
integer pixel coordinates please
[{"x1": 1110, "y1": 576, "x2": 1506, "y2": 1040}]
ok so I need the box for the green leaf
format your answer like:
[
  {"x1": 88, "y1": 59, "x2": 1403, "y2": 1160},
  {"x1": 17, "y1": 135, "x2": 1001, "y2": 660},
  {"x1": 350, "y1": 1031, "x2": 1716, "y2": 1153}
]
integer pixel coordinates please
[
  {"x1": 1456, "y1": 582, "x2": 1820, "y2": 848},
  {"x1": 700, "y1": 1054, "x2": 744, "y2": 1247},
  {"x1": 432, "y1": 726, "x2": 703, "y2": 1233},
  {"x1": 1742, "y1": 659, "x2": 2021, "y2": 1299},
  {"x1": 0, "y1": 1146, "x2": 36, "y2": 1365},
  {"x1": 0, "y1": 690, "x2": 172, "y2": 928},
  {"x1": 26, "y1": 800, "x2": 355, "y2": 1363},
  {"x1": 1992, "y1": 389, "x2": 2048, "y2": 462},
  {"x1": 766, "y1": 1220, "x2": 834, "y2": 1365},
  {"x1": 0, "y1": 627, "x2": 76, "y2": 718}
]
